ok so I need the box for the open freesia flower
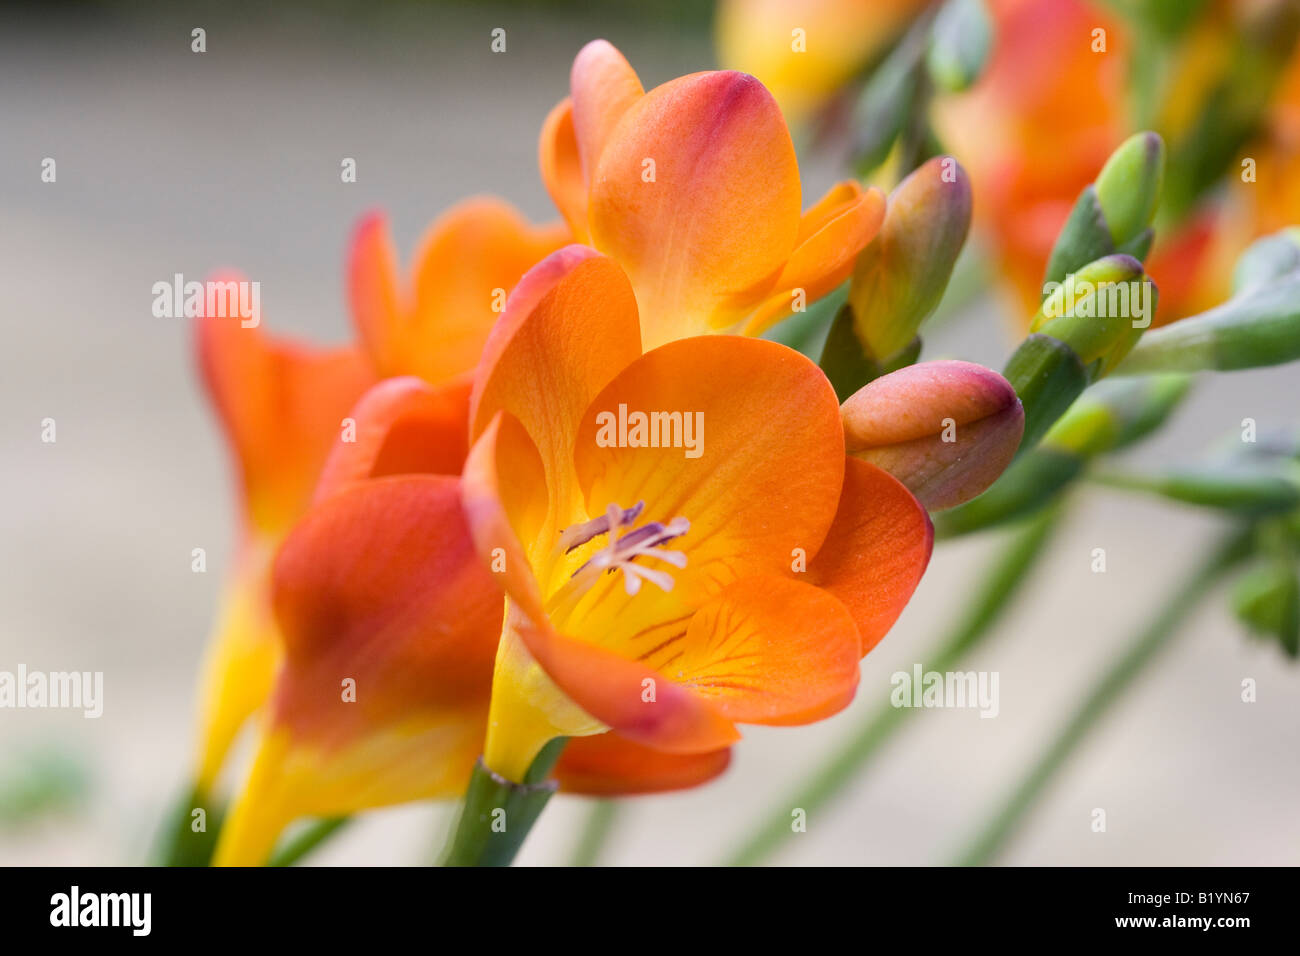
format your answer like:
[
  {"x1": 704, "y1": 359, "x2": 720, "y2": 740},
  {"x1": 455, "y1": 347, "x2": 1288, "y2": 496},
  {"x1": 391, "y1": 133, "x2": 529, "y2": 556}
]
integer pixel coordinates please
[
  {"x1": 212, "y1": 377, "x2": 733, "y2": 864},
  {"x1": 193, "y1": 198, "x2": 564, "y2": 795},
  {"x1": 539, "y1": 40, "x2": 885, "y2": 347},
  {"x1": 460, "y1": 245, "x2": 933, "y2": 782}
]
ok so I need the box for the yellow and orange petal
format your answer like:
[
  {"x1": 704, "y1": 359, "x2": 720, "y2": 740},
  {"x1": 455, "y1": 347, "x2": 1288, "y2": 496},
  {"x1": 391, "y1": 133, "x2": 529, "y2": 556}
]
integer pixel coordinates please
[
  {"x1": 313, "y1": 375, "x2": 472, "y2": 502},
  {"x1": 349, "y1": 200, "x2": 567, "y2": 385},
  {"x1": 588, "y1": 70, "x2": 802, "y2": 346},
  {"x1": 195, "y1": 300, "x2": 375, "y2": 539},
  {"x1": 214, "y1": 475, "x2": 501, "y2": 865},
  {"x1": 808, "y1": 457, "x2": 933, "y2": 656},
  {"x1": 745, "y1": 182, "x2": 887, "y2": 335},
  {"x1": 555, "y1": 732, "x2": 732, "y2": 796}
]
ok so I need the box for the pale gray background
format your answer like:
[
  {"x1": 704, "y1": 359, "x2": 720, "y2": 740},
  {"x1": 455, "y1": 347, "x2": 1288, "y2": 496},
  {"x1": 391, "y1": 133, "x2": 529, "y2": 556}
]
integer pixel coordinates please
[{"x1": 1, "y1": 1, "x2": 1296, "y2": 865}]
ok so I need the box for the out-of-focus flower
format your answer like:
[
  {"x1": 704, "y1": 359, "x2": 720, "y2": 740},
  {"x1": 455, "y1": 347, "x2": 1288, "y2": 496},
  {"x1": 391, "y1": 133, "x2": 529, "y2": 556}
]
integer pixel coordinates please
[
  {"x1": 212, "y1": 378, "x2": 730, "y2": 864},
  {"x1": 841, "y1": 360, "x2": 1024, "y2": 510},
  {"x1": 460, "y1": 246, "x2": 933, "y2": 783},
  {"x1": 936, "y1": 0, "x2": 1130, "y2": 315},
  {"x1": 193, "y1": 304, "x2": 374, "y2": 793},
  {"x1": 193, "y1": 199, "x2": 565, "y2": 795},
  {"x1": 716, "y1": 0, "x2": 929, "y2": 124},
  {"x1": 539, "y1": 40, "x2": 885, "y2": 347}
]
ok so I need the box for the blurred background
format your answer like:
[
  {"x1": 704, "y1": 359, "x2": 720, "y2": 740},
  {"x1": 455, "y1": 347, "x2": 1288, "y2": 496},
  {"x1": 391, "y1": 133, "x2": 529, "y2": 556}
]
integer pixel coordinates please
[{"x1": 1, "y1": 0, "x2": 1297, "y2": 866}]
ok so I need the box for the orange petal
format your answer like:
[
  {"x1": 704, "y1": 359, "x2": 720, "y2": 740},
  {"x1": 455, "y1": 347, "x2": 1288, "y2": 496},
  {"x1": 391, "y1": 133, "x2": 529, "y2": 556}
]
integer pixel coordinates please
[
  {"x1": 555, "y1": 732, "x2": 731, "y2": 796},
  {"x1": 517, "y1": 623, "x2": 740, "y2": 754},
  {"x1": 809, "y1": 457, "x2": 933, "y2": 656},
  {"x1": 216, "y1": 474, "x2": 501, "y2": 865},
  {"x1": 570, "y1": 39, "x2": 644, "y2": 183},
  {"x1": 312, "y1": 375, "x2": 471, "y2": 503},
  {"x1": 271, "y1": 475, "x2": 500, "y2": 738},
  {"x1": 539, "y1": 98, "x2": 591, "y2": 242},
  {"x1": 470, "y1": 247, "x2": 642, "y2": 526},
  {"x1": 195, "y1": 292, "x2": 375, "y2": 538},
  {"x1": 349, "y1": 202, "x2": 566, "y2": 384},
  {"x1": 461, "y1": 413, "x2": 549, "y2": 626},
  {"x1": 347, "y1": 213, "x2": 404, "y2": 375},
  {"x1": 569, "y1": 335, "x2": 845, "y2": 644},
  {"x1": 668, "y1": 575, "x2": 861, "y2": 725},
  {"x1": 588, "y1": 71, "x2": 802, "y2": 346},
  {"x1": 745, "y1": 183, "x2": 887, "y2": 335}
]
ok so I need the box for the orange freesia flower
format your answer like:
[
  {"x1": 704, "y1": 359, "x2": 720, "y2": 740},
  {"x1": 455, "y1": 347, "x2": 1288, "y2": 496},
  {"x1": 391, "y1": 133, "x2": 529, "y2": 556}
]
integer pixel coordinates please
[
  {"x1": 460, "y1": 245, "x2": 933, "y2": 782},
  {"x1": 213, "y1": 377, "x2": 732, "y2": 864},
  {"x1": 539, "y1": 40, "x2": 886, "y2": 348},
  {"x1": 193, "y1": 198, "x2": 564, "y2": 794},
  {"x1": 193, "y1": 305, "x2": 374, "y2": 792},
  {"x1": 715, "y1": 0, "x2": 930, "y2": 125}
]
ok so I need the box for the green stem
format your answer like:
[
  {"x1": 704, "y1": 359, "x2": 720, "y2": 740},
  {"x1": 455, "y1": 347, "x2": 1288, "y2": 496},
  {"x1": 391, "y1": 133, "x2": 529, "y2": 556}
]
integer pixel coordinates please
[
  {"x1": 568, "y1": 800, "x2": 621, "y2": 867},
  {"x1": 722, "y1": 504, "x2": 1064, "y2": 866},
  {"x1": 951, "y1": 527, "x2": 1253, "y2": 866},
  {"x1": 154, "y1": 781, "x2": 224, "y2": 867},
  {"x1": 441, "y1": 738, "x2": 566, "y2": 867},
  {"x1": 268, "y1": 817, "x2": 351, "y2": 867}
]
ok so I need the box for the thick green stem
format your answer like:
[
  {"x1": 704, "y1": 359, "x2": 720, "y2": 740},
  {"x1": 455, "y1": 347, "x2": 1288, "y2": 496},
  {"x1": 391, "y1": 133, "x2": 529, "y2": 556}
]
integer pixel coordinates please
[
  {"x1": 722, "y1": 504, "x2": 1064, "y2": 866},
  {"x1": 154, "y1": 781, "x2": 224, "y2": 867},
  {"x1": 268, "y1": 817, "x2": 351, "y2": 867},
  {"x1": 568, "y1": 800, "x2": 621, "y2": 867},
  {"x1": 441, "y1": 738, "x2": 566, "y2": 867},
  {"x1": 951, "y1": 528, "x2": 1253, "y2": 866}
]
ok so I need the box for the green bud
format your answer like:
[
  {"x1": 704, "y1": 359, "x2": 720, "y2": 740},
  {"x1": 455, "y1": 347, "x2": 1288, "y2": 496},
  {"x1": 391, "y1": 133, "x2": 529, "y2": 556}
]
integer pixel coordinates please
[
  {"x1": 1043, "y1": 132, "x2": 1164, "y2": 291},
  {"x1": 847, "y1": 155, "x2": 972, "y2": 362},
  {"x1": 1095, "y1": 132, "x2": 1166, "y2": 247},
  {"x1": 1031, "y1": 254, "x2": 1157, "y2": 376},
  {"x1": 1042, "y1": 374, "x2": 1193, "y2": 455},
  {"x1": 927, "y1": 0, "x2": 993, "y2": 93}
]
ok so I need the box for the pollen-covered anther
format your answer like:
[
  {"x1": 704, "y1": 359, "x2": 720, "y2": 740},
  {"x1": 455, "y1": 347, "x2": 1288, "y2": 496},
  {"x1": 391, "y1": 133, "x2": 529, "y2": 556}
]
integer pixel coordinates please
[{"x1": 558, "y1": 502, "x2": 690, "y2": 600}]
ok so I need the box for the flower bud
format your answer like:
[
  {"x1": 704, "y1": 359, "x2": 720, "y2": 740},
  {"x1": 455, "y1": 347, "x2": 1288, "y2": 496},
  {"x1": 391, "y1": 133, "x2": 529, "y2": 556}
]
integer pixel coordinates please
[
  {"x1": 1031, "y1": 254, "x2": 1156, "y2": 376},
  {"x1": 1095, "y1": 131, "x2": 1165, "y2": 249},
  {"x1": 1043, "y1": 132, "x2": 1164, "y2": 289},
  {"x1": 841, "y1": 360, "x2": 1023, "y2": 511},
  {"x1": 847, "y1": 155, "x2": 972, "y2": 361}
]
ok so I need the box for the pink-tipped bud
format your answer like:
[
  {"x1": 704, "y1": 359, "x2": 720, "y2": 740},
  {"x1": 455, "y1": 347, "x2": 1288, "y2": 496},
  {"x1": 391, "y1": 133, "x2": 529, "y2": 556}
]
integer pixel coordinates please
[{"x1": 841, "y1": 360, "x2": 1024, "y2": 511}]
